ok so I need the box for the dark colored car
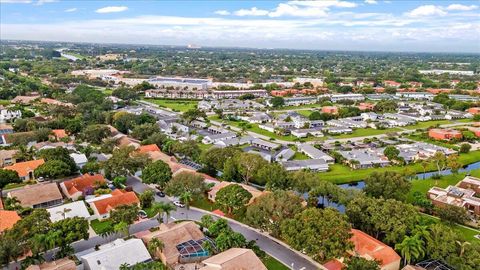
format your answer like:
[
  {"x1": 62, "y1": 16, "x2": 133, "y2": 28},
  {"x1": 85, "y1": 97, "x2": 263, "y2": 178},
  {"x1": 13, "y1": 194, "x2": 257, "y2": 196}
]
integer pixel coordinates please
[{"x1": 156, "y1": 191, "x2": 166, "y2": 197}]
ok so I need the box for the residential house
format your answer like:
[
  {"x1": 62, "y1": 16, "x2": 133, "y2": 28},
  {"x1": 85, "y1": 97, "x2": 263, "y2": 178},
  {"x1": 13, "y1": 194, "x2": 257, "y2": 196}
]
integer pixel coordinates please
[
  {"x1": 395, "y1": 92, "x2": 434, "y2": 100},
  {"x1": 7, "y1": 183, "x2": 63, "y2": 208},
  {"x1": 212, "y1": 90, "x2": 268, "y2": 99},
  {"x1": 280, "y1": 96, "x2": 317, "y2": 106},
  {"x1": 384, "y1": 80, "x2": 402, "y2": 88},
  {"x1": 251, "y1": 138, "x2": 280, "y2": 151},
  {"x1": 339, "y1": 149, "x2": 390, "y2": 169},
  {"x1": 467, "y1": 107, "x2": 480, "y2": 115},
  {"x1": 200, "y1": 248, "x2": 267, "y2": 270},
  {"x1": 214, "y1": 136, "x2": 253, "y2": 148},
  {"x1": 0, "y1": 149, "x2": 17, "y2": 167},
  {"x1": 51, "y1": 129, "x2": 68, "y2": 140},
  {"x1": 0, "y1": 108, "x2": 21, "y2": 122},
  {"x1": 396, "y1": 142, "x2": 456, "y2": 163},
  {"x1": 281, "y1": 159, "x2": 329, "y2": 172},
  {"x1": 0, "y1": 123, "x2": 14, "y2": 135},
  {"x1": 297, "y1": 144, "x2": 334, "y2": 163},
  {"x1": 80, "y1": 238, "x2": 151, "y2": 270},
  {"x1": 47, "y1": 201, "x2": 91, "y2": 222},
  {"x1": 428, "y1": 129, "x2": 462, "y2": 141},
  {"x1": 0, "y1": 209, "x2": 21, "y2": 233},
  {"x1": 322, "y1": 106, "x2": 338, "y2": 114},
  {"x1": 358, "y1": 102, "x2": 375, "y2": 111},
  {"x1": 89, "y1": 190, "x2": 140, "y2": 220},
  {"x1": 11, "y1": 95, "x2": 40, "y2": 104},
  {"x1": 69, "y1": 153, "x2": 88, "y2": 168},
  {"x1": 4, "y1": 159, "x2": 45, "y2": 181},
  {"x1": 60, "y1": 173, "x2": 106, "y2": 200},
  {"x1": 291, "y1": 128, "x2": 324, "y2": 138},
  {"x1": 140, "y1": 221, "x2": 210, "y2": 267},
  {"x1": 25, "y1": 258, "x2": 76, "y2": 270},
  {"x1": 427, "y1": 176, "x2": 480, "y2": 217},
  {"x1": 138, "y1": 144, "x2": 161, "y2": 153},
  {"x1": 274, "y1": 148, "x2": 295, "y2": 162},
  {"x1": 330, "y1": 94, "x2": 364, "y2": 102},
  {"x1": 202, "y1": 132, "x2": 237, "y2": 144}
]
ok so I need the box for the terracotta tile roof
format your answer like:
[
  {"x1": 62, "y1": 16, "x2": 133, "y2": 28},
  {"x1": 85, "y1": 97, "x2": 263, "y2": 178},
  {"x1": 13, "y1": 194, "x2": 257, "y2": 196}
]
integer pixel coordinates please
[
  {"x1": 323, "y1": 259, "x2": 344, "y2": 270},
  {"x1": 138, "y1": 144, "x2": 160, "y2": 153},
  {"x1": 4, "y1": 159, "x2": 45, "y2": 178},
  {"x1": 350, "y1": 229, "x2": 401, "y2": 267},
  {"x1": 52, "y1": 129, "x2": 68, "y2": 139},
  {"x1": 8, "y1": 183, "x2": 63, "y2": 208},
  {"x1": 0, "y1": 123, "x2": 13, "y2": 131},
  {"x1": 92, "y1": 191, "x2": 139, "y2": 215},
  {"x1": 0, "y1": 210, "x2": 21, "y2": 233},
  {"x1": 62, "y1": 173, "x2": 106, "y2": 196},
  {"x1": 200, "y1": 248, "x2": 267, "y2": 270}
]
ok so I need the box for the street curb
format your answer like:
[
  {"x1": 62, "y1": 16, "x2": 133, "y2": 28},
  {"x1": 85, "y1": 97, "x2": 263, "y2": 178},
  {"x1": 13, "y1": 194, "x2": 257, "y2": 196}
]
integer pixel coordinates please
[{"x1": 191, "y1": 206, "x2": 325, "y2": 270}]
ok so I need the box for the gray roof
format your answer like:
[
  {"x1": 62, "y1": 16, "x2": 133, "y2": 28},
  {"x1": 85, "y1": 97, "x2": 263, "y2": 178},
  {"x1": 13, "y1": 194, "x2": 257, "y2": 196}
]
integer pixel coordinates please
[{"x1": 297, "y1": 144, "x2": 334, "y2": 162}]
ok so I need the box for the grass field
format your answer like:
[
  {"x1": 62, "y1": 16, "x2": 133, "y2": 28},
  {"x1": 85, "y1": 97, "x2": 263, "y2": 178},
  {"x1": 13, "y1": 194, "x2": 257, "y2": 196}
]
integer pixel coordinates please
[
  {"x1": 143, "y1": 98, "x2": 198, "y2": 112},
  {"x1": 332, "y1": 127, "x2": 402, "y2": 139},
  {"x1": 404, "y1": 120, "x2": 454, "y2": 130},
  {"x1": 90, "y1": 219, "x2": 113, "y2": 234},
  {"x1": 0, "y1": 100, "x2": 11, "y2": 105},
  {"x1": 318, "y1": 150, "x2": 480, "y2": 184},
  {"x1": 263, "y1": 256, "x2": 290, "y2": 270}
]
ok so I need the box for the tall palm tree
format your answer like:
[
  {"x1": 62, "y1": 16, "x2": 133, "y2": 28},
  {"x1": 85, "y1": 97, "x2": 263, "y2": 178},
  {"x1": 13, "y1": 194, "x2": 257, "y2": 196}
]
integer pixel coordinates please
[
  {"x1": 395, "y1": 235, "x2": 425, "y2": 265},
  {"x1": 412, "y1": 225, "x2": 432, "y2": 243},
  {"x1": 456, "y1": 240, "x2": 471, "y2": 257},
  {"x1": 119, "y1": 263, "x2": 130, "y2": 270},
  {"x1": 114, "y1": 221, "x2": 129, "y2": 237},
  {"x1": 147, "y1": 238, "x2": 165, "y2": 257},
  {"x1": 151, "y1": 202, "x2": 165, "y2": 224},
  {"x1": 14, "y1": 145, "x2": 35, "y2": 162},
  {"x1": 180, "y1": 191, "x2": 193, "y2": 219},
  {"x1": 160, "y1": 202, "x2": 177, "y2": 224}
]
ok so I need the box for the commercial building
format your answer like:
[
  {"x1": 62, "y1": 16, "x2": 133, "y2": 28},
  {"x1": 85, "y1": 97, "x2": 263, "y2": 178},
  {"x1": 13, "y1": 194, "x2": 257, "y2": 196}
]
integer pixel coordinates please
[
  {"x1": 212, "y1": 90, "x2": 268, "y2": 99},
  {"x1": 428, "y1": 129, "x2": 462, "y2": 141},
  {"x1": 148, "y1": 77, "x2": 212, "y2": 90}
]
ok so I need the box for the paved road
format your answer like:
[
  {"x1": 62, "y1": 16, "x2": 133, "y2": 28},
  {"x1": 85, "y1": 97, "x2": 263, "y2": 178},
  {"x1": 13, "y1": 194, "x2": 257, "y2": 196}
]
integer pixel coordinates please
[{"x1": 126, "y1": 176, "x2": 322, "y2": 270}]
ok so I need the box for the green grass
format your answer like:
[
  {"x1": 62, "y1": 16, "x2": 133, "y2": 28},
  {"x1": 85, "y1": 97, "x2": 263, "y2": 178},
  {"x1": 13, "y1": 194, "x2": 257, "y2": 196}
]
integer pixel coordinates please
[
  {"x1": 404, "y1": 120, "x2": 454, "y2": 130},
  {"x1": 0, "y1": 100, "x2": 11, "y2": 105},
  {"x1": 4, "y1": 182, "x2": 29, "y2": 190},
  {"x1": 142, "y1": 98, "x2": 198, "y2": 112},
  {"x1": 198, "y1": 143, "x2": 212, "y2": 154},
  {"x1": 407, "y1": 134, "x2": 458, "y2": 149},
  {"x1": 263, "y1": 255, "x2": 290, "y2": 270},
  {"x1": 292, "y1": 151, "x2": 310, "y2": 160},
  {"x1": 318, "y1": 150, "x2": 480, "y2": 184},
  {"x1": 332, "y1": 127, "x2": 402, "y2": 139},
  {"x1": 90, "y1": 219, "x2": 113, "y2": 234},
  {"x1": 297, "y1": 110, "x2": 313, "y2": 117},
  {"x1": 191, "y1": 196, "x2": 217, "y2": 211}
]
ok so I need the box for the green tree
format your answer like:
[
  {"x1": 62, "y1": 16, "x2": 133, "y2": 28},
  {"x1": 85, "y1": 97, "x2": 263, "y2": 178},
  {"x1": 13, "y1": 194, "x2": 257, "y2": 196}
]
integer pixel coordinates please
[
  {"x1": 113, "y1": 176, "x2": 127, "y2": 188},
  {"x1": 139, "y1": 190, "x2": 155, "y2": 208},
  {"x1": 215, "y1": 184, "x2": 252, "y2": 215},
  {"x1": 141, "y1": 160, "x2": 172, "y2": 189},
  {"x1": 395, "y1": 235, "x2": 425, "y2": 265},
  {"x1": 215, "y1": 231, "x2": 247, "y2": 252},
  {"x1": 435, "y1": 205, "x2": 469, "y2": 225},
  {"x1": 0, "y1": 169, "x2": 21, "y2": 194},
  {"x1": 270, "y1": 97, "x2": 285, "y2": 107},
  {"x1": 182, "y1": 108, "x2": 207, "y2": 123},
  {"x1": 200, "y1": 147, "x2": 241, "y2": 173},
  {"x1": 345, "y1": 256, "x2": 380, "y2": 270},
  {"x1": 245, "y1": 191, "x2": 303, "y2": 237},
  {"x1": 165, "y1": 171, "x2": 204, "y2": 197},
  {"x1": 280, "y1": 208, "x2": 353, "y2": 262},
  {"x1": 34, "y1": 160, "x2": 72, "y2": 179},
  {"x1": 171, "y1": 140, "x2": 201, "y2": 161},
  {"x1": 80, "y1": 161, "x2": 101, "y2": 174},
  {"x1": 103, "y1": 146, "x2": 150, "y2": 177},
  {"x1": 131, "y1": 123, "x2": 160, "y2": 140},
  {"x1": 459, "y1": 143, "x2": 471, "y2": 153},
  {"x1": 236, "y1": 153, "x2": 268, "y2": 184},
  {"x1": 257, "y1": 163, "x2": 289, "y2": 190},
  {"x1": 80, "y1": 124, "x2": 111, "y2": 144},
  {"x1": 383, "y1": 146, "x2": 400, "y2": 161},
  {"x1": 151, "y1": 202, "x2": 176, "y2": 224},
  {"x1": 110, "y1": 204, "x2": 140, "y2": 225},
  {"x1": 147, "y1": 238, "x2": 165, "y2": 257},
  {"x1": 364, "y1": 171, "x2": 411, "y2": 201},
  {"x1": 38, "y1": 147, "x2": 77, "y2": 173}
]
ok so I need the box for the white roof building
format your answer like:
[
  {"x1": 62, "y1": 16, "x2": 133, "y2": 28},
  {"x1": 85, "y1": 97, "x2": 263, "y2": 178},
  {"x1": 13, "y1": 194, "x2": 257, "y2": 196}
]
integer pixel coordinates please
[
  {"x1": 80, "y1": 239, "x2": 151, "y2": 270},
  {"x1": 70, "y1": 153, "x2": 88, "y2": 168},
  {"x1": 297, "y1": 144, "x2": 334, "y2": 163},
  {"x1": 47, "y1": 201, "x2": 91, "y2": 222}
]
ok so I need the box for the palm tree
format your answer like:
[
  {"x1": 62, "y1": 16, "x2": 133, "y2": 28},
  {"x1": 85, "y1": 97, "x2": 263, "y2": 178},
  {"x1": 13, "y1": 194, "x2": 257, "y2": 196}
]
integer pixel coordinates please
[
  {"x1": 147, "y1": 238, "x2": 165, "y2": 257},
  {"x1": 412, "y1": 225, "x2": 431, "y2": 243},
  {"x1": 180, "y1": 191, "x2": 193, "y2": 219},
  {"x1": 113, "y1": 221, "x2": 129, "y2": 237},
  {"x1": 420, "y1": 159, "x2": 429, "y2": 179},
  {"x1": 119, "y1": 263, "x2": 130, "y2": 270},
  {"x1": 14, "y1": 145, "x2": 35, "y2": 162},
  {"x1": 395, "y1": 235, "x2": 425, "y2": 265},
  {"x1": 56, "y1": 207, "x2": 72, "y2": 219},
  {"x1": 151, "y1": 202, "x2": 165, "y2": 224},
  {"x1": 160, "y1": 202, "x2": 177, "y2": 224},
  {"x1": 456, "y1": 240, "x2": 471, "y2": 257}
]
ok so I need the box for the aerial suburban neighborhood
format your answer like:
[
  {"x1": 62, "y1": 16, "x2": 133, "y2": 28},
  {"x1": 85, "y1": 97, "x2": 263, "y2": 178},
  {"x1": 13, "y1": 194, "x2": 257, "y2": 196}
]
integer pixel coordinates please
[{"x1": 0, "y1": 1, "x2": 480, "y2": 270}]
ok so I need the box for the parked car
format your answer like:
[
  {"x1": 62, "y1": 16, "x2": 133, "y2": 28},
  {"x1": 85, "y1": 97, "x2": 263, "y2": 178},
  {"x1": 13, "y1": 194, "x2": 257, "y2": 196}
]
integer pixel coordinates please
[
  {"x1": 173, "y1": 201, "x2": 185, "y2": 208},
  {"x1": 156, "y1": 191, "x2": 166, "y2": 197},
  {"x1": 138, "y1": 210, "x2": 148, "y2": 219},
  {"x1": 37, "y1": 177, "x2": 45, "y2": 182}
]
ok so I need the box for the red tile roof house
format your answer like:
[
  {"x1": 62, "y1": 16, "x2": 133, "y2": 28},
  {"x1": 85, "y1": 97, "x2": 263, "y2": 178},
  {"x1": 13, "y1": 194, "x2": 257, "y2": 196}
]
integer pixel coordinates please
[
  {"x1": 323, "y1": 229, "x2": 401, "y2": 270},
  {"x1": 50, "y1": 129, "x2": 68, "y2": 141},
  {"x1": 0, "y1": 209, "x2": 21, "y2": 233},
  {"x1": 321, "y1": 106, "x2": 339, "y2": 114},
  {"x1": 358, "y1": 103, "x2": 375, "y2": 111},
  {"x1": 428, "y1": 128, "x2": 462, "y2": 141},
  {"x1": 60, "y1": 173, "x2": 106, "y2": 200},
  {"x1": 4, "y1": 159, "x2": 45, "y2": 181},
  {"x1": 467, "y1": 107, "x2": 480, "y2": 115},
  {"x1": 89, "y1": 190, "x2": 140, "y2": 220},
  {"x1": 383, "y1": 80, "x2": 402, "y2": 88}
]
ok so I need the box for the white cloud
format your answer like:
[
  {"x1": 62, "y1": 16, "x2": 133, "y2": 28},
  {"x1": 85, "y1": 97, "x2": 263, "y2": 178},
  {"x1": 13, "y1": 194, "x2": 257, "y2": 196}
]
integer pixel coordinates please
[
  {"x1": 234, "y1": 7, "x2": 269, "y2": 16},
  {"x1": 65, "y1": 8, "x2": 77, "y2": 12},
  {"x1": 365, "y1": 0, "x2": 377, "y2": 4},
  {"x1": 269, "y1": 3, "x2": 328, "y2": 17},
  {"x1": 289, "y1": 1, "x2": 357, "y2": 8},
  {"x1": 0, "y1": 0, "x2": 32, "y2": 3},
  {"x1": 34, "y1": 0, "x2": 57, "y2": 5},
  {"x1": 406, "y1": 5, "x2": 447, "y2": 17},
  {"x1": 95, "y1": 6, "x2": 128, "y2": 14},
  {"x1": 214, "y1": 10, "x2": 230, "y2": 16},
  {"x1": 446, "y1": 4, "x2": 478, "y2": 11}
]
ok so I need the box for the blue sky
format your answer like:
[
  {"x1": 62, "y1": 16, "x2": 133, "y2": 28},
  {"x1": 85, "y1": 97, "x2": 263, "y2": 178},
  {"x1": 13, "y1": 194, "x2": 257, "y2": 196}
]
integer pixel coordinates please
[{"x1": 1, "y1": 0, "x2": 479, "y2": 52}]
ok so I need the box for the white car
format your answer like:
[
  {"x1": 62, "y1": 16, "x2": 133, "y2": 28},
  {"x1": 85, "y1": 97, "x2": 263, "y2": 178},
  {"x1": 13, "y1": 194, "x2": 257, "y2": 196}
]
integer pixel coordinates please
[{"x1": 173, "y1": 201, "x2": 185, "y2": 208}]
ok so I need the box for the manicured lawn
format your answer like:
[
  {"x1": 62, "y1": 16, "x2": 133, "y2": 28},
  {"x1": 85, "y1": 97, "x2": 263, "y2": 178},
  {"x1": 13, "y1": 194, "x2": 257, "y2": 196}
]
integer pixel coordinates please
[
  {"x1": 332, "y1": 127, "x2": 402, "y2": 139},
  {"x1": 191, "y1": 196, "x2": 217, "y2": 211},
  {"x1": 319, "y1": 150, "x2": 480, "y2": 184},
  {"x1": 198, "y1": 143, "x2": 212, "y2": 154},
  {"x1": 143, "y1": 98, "x2": 198, "y2": 112},
  {"x1": 90, "y1": 219, "x2": 113, "y2": 234},
  {"x1": 404, "y1": 120, "x2": 453, "y2": 130},
  {"x1": 4, "y1": 182, "x2": 29, "y2": 190},
  {"x1": 0, "y1": 100, "x2": 11, "y2": 105},
  {"x1": 263, "y1": 256, "x2": 290, "y2": 270},
  {"x1": 297, "y1": 110, "x2": 313, "y2": 117},
  {"x1": 292, "y1": 151, "x2": 310, "y2": 160},
  {"x1": 407, "y1": 134, "x2": 457, "y2": 149}
]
